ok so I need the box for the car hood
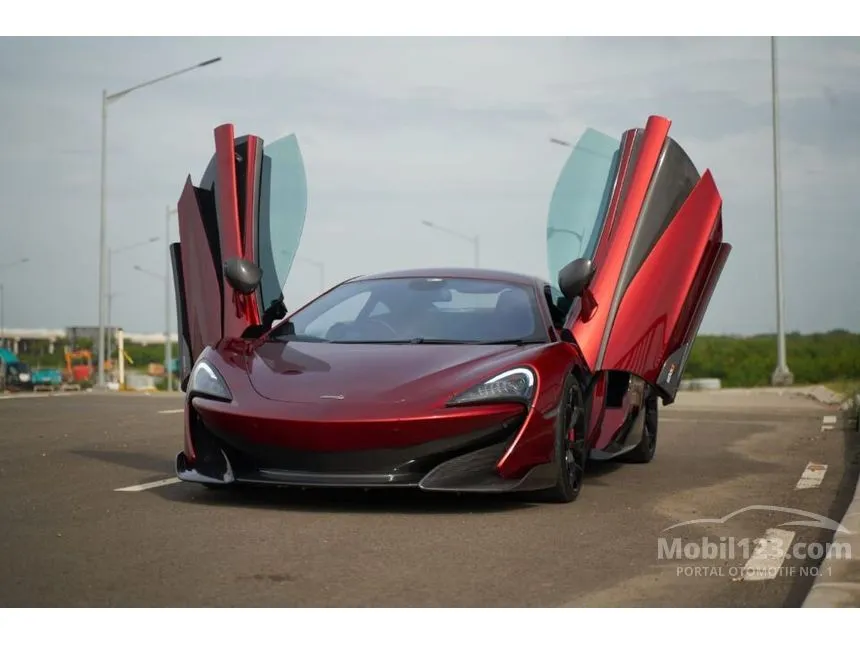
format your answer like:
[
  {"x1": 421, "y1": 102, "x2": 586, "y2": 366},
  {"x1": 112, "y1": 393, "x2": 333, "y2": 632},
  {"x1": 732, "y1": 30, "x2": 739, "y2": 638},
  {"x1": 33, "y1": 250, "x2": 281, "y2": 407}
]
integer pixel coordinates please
[{"x1": 246, "y1": 341, "x2": 535, "y2": 405}]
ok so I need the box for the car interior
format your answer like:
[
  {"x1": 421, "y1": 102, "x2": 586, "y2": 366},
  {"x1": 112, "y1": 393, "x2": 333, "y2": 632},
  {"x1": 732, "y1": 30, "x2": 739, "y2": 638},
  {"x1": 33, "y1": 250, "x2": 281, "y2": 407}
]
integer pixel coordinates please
[{"x1": 322, "y1": 284, "x2": 543, "y2": 343}]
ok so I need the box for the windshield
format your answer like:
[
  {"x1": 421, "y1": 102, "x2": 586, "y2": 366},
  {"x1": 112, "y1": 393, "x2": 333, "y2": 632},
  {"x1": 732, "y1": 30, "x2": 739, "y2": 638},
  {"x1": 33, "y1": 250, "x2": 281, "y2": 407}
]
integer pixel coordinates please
[
  {"x1": 271, "y1": 277, "x2": 548, "y2": 344},
  {"x1": 546, "y1": 127, "x2": 621, "y2": 282}
]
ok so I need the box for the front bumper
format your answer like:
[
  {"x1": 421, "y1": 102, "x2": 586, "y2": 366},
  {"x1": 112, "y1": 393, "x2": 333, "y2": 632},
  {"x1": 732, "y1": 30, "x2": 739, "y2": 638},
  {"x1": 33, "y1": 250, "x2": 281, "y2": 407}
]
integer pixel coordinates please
[
  {"x1": 175, "y1": 405, "x2": 556, "y2": 494},
  {"x1": 4, "y1": 381, "x2": 34, "y2": 392}
]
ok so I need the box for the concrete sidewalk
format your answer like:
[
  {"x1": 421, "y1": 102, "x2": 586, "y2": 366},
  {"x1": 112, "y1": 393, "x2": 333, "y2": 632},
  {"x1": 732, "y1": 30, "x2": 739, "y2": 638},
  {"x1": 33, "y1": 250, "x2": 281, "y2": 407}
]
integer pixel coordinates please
[
  {"x1": 672, "y1": 386, "x2": 843, "y2": 411},
  {"x1": 803, "y1": 395, "x2": 860, "y2": 607}
]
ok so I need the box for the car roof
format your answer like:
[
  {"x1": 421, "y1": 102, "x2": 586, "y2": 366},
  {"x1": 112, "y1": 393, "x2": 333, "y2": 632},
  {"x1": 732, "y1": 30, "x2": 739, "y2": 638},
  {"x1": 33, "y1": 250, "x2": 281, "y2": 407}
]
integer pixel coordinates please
[{"x1": 343, "y1": 267, "x2": 545, "y2": 286}]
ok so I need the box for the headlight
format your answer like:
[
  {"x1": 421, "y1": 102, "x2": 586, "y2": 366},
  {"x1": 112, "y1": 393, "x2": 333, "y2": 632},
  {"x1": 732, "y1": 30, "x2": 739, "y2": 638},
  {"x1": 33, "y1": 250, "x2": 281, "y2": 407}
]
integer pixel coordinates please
[
  {"x1": 188, "y1": 358, "x2": 232, "y2": 402},
  {"x1": 448, "y1": 367, "x2": 536, "y2": 406}
]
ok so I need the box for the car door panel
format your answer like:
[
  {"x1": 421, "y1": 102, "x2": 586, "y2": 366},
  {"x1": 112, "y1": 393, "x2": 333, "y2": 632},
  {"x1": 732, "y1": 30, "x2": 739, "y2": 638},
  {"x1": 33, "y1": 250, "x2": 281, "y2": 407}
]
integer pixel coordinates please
[
  {"x1": 558, "y1": 115, "x2": 732, "y2": 403},
  {"x1": 169, "y1": 241, "x2": 192, "y2": 387},
  {"x1": 172, "y1": 124, "x2": 308, "y2": 387},
  {"x1": 599, "y1": 170, "x2": 725, "y2": 389},
  {"x1": 175, "y1": 178, "x2": 222, "y2": 366}
]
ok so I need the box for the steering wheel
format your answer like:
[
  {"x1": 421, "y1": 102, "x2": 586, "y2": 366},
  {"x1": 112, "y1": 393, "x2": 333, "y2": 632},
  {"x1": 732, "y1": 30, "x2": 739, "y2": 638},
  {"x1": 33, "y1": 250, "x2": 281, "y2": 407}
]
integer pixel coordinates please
[
  {"x1": 359, "y1": 318, "x2": 399, "y2": 338},
  {"x1": 328, "y1": 318, "x2": 400, "y2": 341}
]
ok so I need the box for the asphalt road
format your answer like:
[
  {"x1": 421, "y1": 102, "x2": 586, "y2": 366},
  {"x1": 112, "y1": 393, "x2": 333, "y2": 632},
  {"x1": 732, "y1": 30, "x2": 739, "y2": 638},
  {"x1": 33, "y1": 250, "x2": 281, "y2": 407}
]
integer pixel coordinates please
[{"x1": 0, "y1": 389, "x2": 856, "y2": 607}]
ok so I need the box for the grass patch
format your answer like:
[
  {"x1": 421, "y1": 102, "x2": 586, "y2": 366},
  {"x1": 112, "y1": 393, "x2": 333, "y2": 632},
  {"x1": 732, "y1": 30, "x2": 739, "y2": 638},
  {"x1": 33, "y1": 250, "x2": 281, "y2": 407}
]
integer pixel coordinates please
[{"x1": 822, "y1": 379, "x2": 860, "y2": 397}]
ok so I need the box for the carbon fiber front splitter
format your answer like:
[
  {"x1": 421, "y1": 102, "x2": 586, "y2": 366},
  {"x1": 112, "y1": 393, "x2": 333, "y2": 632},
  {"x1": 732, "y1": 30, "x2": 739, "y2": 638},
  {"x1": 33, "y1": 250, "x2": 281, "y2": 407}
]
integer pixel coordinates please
[{"x1": 175, "y1": 440, "x2": 557, "y2": 494}]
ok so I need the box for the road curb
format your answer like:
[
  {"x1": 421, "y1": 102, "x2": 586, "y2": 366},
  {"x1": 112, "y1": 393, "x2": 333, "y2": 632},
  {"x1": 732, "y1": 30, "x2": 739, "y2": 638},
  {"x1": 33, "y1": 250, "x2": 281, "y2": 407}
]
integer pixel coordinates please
[
  {"x1": 796, "y1": 385, "x2": 845, "y2": 406},
  {"x1": 710, "y1": 386, "x2": 845, "y2": 407},
  {"x1": 802, "y1": 412, "x2": 860, "y2": 607}
]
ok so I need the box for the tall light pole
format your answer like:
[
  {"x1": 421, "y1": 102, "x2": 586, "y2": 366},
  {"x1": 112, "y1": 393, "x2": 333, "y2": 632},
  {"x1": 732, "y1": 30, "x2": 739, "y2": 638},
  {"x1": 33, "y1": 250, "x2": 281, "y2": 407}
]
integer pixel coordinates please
[
  {"x1": 421, "y1": 220, "x2": 480, "y2": 268},
  {"x1": 96, "y1": 56, "x2": 222, "y2": 389},
  {"x1": 108, "y1": 236, "x2": 160, "y2": 363},
  {"x1": 770, "y1": 36, "x2": 793, "y2": 386},
  {"x1": 0, "y1": 258, "x2": 29, "y2": 348},
  {"x1": 134, "y1": 264, "x2": 174, "y2": 391}
]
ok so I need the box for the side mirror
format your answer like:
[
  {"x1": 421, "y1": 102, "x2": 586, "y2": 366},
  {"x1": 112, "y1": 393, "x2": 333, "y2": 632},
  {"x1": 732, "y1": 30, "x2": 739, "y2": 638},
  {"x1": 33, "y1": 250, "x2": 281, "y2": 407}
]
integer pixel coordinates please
[
  {"x1": 224, "y1": 258, "x2": 262, "y2": 295},
  {"x1": 558, "y1": 258, "x2": 595, "y2": 301}
]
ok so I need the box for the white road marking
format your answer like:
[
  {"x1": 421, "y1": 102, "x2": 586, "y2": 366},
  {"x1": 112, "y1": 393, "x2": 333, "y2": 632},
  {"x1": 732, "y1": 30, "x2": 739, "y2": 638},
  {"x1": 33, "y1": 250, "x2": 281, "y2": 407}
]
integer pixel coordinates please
[
  {"x1": 823, "y1": 415, "x2": 837, "y2": 424},
  {"x1": 114, "y1": 477, "x2": 181, "y2": 492},
  {"x1": 795, "y1": 462, "x2": 828, "y2": 489},
  {"x1": 741, "y1": 528, "x2": 795, "y2": 581},
  {"x1": 821, "y1": 425, "x2": 834, "y2": 431},
  {"x1": 0, "y1": 392, "x2": 76, "y2": 401},
  {"x1": 158, "y1": 409, "x2": 184, "y2": 414}
]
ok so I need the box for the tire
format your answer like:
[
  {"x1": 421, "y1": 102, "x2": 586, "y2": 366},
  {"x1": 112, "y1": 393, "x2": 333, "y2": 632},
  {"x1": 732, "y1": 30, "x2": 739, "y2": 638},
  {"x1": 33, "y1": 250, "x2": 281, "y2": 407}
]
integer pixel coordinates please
[
  {"x1": 536, "y1": 373, "x2": 588, "y2": 503},
  {"x1": 625, "y1": 389, "x2": 658, "y2": 463}
]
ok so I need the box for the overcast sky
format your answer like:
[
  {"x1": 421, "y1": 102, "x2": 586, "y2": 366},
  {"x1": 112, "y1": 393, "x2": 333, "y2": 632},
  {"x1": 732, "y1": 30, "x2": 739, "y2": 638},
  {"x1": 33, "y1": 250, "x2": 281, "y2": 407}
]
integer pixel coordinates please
[{"x1": 1, "y1": 36, "x2": 858, "y2": 336}]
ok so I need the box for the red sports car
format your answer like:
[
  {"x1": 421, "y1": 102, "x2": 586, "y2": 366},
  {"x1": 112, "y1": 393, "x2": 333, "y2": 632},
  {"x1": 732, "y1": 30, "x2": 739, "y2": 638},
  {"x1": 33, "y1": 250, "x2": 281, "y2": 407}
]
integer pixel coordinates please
[{"x1": 170, "y1": 114, "x2": 731, "y2": 503}]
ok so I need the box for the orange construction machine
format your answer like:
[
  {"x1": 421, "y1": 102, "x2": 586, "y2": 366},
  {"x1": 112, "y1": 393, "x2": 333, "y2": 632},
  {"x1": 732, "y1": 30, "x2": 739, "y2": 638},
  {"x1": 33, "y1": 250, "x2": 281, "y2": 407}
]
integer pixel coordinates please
[
  {"x1": 63, "y1": 348, "x2": 133, "y2": 383},
  {"x1": 64, "y1": 349, "x2": 93, "y2": 382}
]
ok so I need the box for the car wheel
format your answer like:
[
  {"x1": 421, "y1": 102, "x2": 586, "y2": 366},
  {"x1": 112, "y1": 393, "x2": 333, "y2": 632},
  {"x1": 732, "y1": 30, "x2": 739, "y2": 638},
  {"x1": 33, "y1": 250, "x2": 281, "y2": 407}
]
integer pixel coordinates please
[
  {"x1": 537, "y1": 373, "x2": 587, "y2": 503},
  {"x1": 625, "y1": 389, "x2": 658, "y2": 463}
]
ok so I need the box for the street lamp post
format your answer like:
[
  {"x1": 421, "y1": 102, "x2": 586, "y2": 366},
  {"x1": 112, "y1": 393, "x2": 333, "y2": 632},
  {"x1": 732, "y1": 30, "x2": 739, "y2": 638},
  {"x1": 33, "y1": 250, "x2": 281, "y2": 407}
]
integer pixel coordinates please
[
  {"x1": 420, "y1": 220, "x2": 480, "y2": 268},
  {"x1": 769, "y1": 36, "x2": 793, "y2": 386},
  {"x1": 0, "y1": 258, "x2": 30, "y2": 348},
  {"x1": 107, "y1": 236, "x2": 160, "y2": 363},
  {"x1": 107, "y1": 288, "x2": 119, "y2": 360},
  {"x1": 96, "y1": 56, "x2": 222, "y2": 390}
]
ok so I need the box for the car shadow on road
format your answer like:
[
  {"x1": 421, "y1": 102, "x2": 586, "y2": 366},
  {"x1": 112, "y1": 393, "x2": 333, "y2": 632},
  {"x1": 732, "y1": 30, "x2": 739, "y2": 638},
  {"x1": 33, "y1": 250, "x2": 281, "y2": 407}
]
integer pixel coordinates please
[
  {"x1": 71, "y1": 449, "x2": 175, "y2": 474},
  {"x1": 582, "y1": 458, "x2": 624, "y2": 480}
]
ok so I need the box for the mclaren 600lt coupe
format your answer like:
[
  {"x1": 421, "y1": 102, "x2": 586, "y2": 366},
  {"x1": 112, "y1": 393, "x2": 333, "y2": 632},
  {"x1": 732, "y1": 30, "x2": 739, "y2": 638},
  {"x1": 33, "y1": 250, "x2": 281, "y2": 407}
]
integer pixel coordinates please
[{"x1": 170, "y1": 115, "x2": 731, "y2": 503}]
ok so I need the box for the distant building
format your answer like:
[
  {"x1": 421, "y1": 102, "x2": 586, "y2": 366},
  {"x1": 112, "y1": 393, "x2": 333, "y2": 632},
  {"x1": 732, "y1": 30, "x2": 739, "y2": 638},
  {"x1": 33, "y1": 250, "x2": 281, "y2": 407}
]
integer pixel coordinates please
[{"x1": 65, "y1": 326, "x2": 121, "y2": 346}]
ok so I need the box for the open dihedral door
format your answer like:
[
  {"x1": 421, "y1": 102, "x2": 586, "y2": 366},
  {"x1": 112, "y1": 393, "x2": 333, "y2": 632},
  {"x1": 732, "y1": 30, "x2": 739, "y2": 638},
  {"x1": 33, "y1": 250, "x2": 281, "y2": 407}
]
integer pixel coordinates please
[
  {"x1": 170, "y1": 124, "x2": 308, "y2": 389},
  {"x1": 562, "y1": 115, "x2": 732, "y2": 404}
]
